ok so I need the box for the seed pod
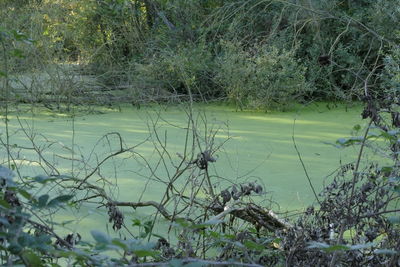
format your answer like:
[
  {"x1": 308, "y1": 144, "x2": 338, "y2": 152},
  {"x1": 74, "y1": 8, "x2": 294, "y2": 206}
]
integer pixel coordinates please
[
  {"x1": 241, "y1": 184, "x2": 251, "y2": 195},
  {"x1": 248, "y1": 182, "x2": 255, "y2": 191},
  {"x1": 220, "y1": 189, "x2": 231, "y2": 204},
  {"x1": 254, "y1": 184, "x2": 263, "y2": 194},
  {"x1": 231, "y1": 186, "x2": 241, "y2": 200}
]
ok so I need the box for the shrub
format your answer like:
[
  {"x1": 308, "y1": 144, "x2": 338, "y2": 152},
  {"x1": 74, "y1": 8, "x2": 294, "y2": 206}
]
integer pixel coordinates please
[
  {"x1": 133, "y1": 43, "x2": 217, "y2": 102},
  {"x1": 215, "y1": 40, "x2": 309, "y2": 110}
]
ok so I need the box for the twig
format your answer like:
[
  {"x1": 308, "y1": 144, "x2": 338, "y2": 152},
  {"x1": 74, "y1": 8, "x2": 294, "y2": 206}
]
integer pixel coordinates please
[{"x1": 292, "y1": 117, "x2": 321, "y2": 205}]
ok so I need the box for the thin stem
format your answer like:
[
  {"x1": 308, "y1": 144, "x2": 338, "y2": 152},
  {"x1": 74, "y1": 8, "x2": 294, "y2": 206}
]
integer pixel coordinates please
[
  {"x1": 292, "y1": 117, "x2": 321, "y2": 205},
  {"x1": 1, "y1": 37, "x2": 11, "y2": 168}
]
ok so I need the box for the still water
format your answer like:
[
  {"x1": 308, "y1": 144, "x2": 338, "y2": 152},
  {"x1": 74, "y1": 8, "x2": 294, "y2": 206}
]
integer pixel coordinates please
[{"x1": 1, "y1": 103, "x2": 365, "y2": 237}]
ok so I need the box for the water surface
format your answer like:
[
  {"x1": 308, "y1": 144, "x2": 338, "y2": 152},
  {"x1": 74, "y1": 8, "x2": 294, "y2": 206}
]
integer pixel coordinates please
[{"x1": 0, "y1": 103, "x2": 365, "y2": 237}]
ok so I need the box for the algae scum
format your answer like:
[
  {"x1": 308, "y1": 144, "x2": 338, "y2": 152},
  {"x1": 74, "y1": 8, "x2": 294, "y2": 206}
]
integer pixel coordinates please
[{"x1": 1, "y1": 103, "x2": 364, "y2": 234}]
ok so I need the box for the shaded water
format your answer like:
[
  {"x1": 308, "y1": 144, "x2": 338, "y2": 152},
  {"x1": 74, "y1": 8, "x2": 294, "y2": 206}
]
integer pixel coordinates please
[{"x1": 1, "y1": 103, "x2": 366, "y2": 237}]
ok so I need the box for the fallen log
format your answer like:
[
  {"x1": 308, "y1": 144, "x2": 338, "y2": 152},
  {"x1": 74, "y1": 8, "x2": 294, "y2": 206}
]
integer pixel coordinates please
[{"x1": 208, "y1": 201, "x2": 292, "y2": 231}]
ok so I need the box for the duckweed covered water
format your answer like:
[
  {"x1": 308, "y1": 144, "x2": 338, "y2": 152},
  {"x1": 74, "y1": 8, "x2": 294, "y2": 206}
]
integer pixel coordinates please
[{"x1": 0, "y1": 103, "x2": 367, "y2": 236}]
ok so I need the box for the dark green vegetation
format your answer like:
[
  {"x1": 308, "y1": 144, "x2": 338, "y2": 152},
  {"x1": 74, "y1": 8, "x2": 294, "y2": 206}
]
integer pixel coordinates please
[
  {"x1": 0, "y1": 0, "x2": 399, "y2": 266},
  {"x1": 0, "y1": 0, "x2": 399, "y2": 110}
]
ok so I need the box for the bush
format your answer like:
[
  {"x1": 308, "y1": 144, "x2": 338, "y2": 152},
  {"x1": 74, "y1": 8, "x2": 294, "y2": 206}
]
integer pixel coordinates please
[
  {"x1": 133, "y1": 43, "x2": 217, "y2": 101},
  {"x1": 215, "y1": 40, "x2": 309, "y2": 110},
  {"x1": 380, "y1": 45, "x2": 400, "y2": 104}
]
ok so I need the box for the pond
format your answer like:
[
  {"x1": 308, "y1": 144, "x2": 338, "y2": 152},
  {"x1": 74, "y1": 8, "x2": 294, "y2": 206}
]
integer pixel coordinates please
[{"x1": 0, "y1": 102, "x2": 366, "y2": 237}]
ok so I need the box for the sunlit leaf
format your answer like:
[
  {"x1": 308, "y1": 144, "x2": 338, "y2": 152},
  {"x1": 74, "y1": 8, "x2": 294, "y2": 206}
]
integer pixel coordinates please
[{"x1": 112, "y1": 239, "x2": 128, "y2": 250}]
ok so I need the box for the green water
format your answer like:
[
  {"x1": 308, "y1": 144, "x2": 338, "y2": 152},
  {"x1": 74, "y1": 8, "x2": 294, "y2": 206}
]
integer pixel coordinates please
[{"x1": 1, "y1": 103, "x2": 366, "y2": 237}]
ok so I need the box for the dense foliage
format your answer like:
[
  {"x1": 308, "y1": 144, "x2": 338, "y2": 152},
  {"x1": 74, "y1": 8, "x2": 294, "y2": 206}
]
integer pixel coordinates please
[{"x1": 1, "y1": 0, "x2": 399, "y2": 109}]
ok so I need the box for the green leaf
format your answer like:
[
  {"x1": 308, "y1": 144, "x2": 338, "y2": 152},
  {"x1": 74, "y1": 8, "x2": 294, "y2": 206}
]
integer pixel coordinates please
[
  {"x1": 111, "y1": 239, "x2": 128, "y2": 250},
  {"x1": 11, "y1": 30, "x2": 28, "y2": 41},
  {"x1": 324, "y1": 244, "x2": 350, "y2": 252},
  {"x1": 132, "y1": 218, "x2": 142, "y2": 226},
  {"x1": 133, "y1": 250, "x2": 158, "y2": 257},
  {"x1": 10, "y1": 49, "x2": 25, "y2": 58},
  {"x1": 223, "y1": 234, "x2": 236, "y2": 240},
  {"x1": 33, "y1": 175, "x2": 56, "y2": 184},
  {"x1": 0, "y1": 199, "x2": 11, "y2": 209},
  {"x1": 173, "y1": 218, "x2": 190, "y2": 228},
  {"x1": 353, "y1": 124, "x2": 361, "y2": 131},
  {"x1": 47, "y1": 195, "x2": 73, "y2": 207},
  {"x1": 18, "y1": 189, "x2": 33, "y2": 200},
  {"x1": 208, "y1": 231, "x2": 220, "y2": 238},
  {"x1": 336, "y1": 136, "x2": 365, "y2": 147},
  {"x1": 38, "y1": 194, "x2": 49, "y2": 208},
  {"x1": 243, "y1": 240, "x2": 264, "y2": 251},
  {"x1": 91, "y1": 230, "x2": 110, "y2": 244},
  {"x1": 0, "y1": 71, "x2": 6, "y2": 77},
  {"x1": 21, "y1": 250, "x2": 44, "y2": 267},
  {"x1": 144, "y1": 220, "x2": 153, "y2": 234}
]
